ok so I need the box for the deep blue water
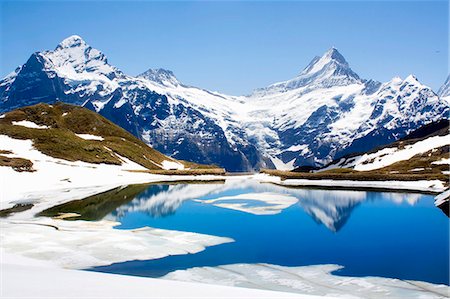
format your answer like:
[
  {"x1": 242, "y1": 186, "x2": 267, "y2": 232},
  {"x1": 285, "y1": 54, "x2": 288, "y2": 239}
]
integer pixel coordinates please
[{"x1": 85, "y1": 181, "x2": 449, "y2": 284}]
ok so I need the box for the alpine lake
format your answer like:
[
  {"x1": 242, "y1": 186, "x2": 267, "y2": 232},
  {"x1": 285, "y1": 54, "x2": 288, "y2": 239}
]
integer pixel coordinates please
[{"x1": 38, "y1": 179, "x2": 449, "y2": 285}]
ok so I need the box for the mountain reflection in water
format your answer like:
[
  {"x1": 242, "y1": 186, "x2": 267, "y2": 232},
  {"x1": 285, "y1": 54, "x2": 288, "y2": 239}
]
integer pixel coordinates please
[
  {"x1": 40, "y1": 180, "x2": 426, "y2": 233},
  {"x1": 39, "y1": 180, "x2": 448, "y2": 284}
]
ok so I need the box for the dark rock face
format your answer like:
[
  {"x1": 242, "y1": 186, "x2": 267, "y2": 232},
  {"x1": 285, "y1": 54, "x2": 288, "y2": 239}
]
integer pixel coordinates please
[{"x1": 1, "y1": 54, "x2": 70, "y2": 110}]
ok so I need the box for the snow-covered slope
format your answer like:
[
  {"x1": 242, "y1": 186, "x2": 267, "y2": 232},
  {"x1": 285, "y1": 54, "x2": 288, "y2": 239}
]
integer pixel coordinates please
[
  {"x1": 1, "y1": 35, "x2": 448, "y2": 171},
  {"x1": 320, "y1": 121, "x2": 449, "y2": 173},
  {"x1": 322, "y1": 134, "x2": 449, "y2": 171}
]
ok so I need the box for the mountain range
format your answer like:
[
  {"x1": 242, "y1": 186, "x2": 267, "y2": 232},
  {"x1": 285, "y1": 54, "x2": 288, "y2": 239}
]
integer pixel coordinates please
[{"x1": 1, "y1": 35, "x2": 448, "y2": 171}]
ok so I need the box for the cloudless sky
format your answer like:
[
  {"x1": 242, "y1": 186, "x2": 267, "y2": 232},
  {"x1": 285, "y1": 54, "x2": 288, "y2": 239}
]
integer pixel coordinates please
[{"x1": 0, "y1": 0, "x2": 448, "y2": 94}]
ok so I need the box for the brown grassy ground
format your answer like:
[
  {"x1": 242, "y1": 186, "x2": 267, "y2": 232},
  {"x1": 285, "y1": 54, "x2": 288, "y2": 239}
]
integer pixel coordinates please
[
  {"x1": 0, "y1": 155, "x2": 34, "y2": 172},
  {"x1": 0, "y1": 103, "x2": 214, "y2": 172}
]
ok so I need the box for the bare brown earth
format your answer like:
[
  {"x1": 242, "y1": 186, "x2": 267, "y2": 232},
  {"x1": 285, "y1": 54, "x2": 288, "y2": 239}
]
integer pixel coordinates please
[{"x1": 0, "y1": 155, "x2": 34, "y2": 172}]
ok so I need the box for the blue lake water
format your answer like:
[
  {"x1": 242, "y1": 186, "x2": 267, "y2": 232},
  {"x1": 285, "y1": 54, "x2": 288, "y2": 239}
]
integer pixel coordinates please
[{"x1": 60, "y1": 180, "x2": 449, "y2": 285}]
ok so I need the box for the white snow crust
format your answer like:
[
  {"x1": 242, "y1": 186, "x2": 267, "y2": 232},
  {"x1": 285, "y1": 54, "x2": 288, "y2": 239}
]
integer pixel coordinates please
[
  {"x1": 75, "y1": 133, "x2": 104, "y2": 141},
  {"x1": 163, "y1": 263, "x2": 450, "y2": 299},
  {"x1": 11, "y1": 120, "x2": 49, "y2": 129}
]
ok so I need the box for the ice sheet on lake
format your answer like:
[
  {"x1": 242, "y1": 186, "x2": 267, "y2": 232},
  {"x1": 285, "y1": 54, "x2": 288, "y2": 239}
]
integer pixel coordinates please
[
  {"x1": 0, "y1": 218, "x2": 233, "y2": 269},
  {"x1": 163, "y1": 263, "x2": 450, "y2": 299}
]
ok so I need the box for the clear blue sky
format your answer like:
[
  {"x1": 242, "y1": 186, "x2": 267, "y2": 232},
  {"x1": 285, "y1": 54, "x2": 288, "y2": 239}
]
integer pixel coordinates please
[{"x1": 0, "y1": 0, "x2": 448, "y2": 95}]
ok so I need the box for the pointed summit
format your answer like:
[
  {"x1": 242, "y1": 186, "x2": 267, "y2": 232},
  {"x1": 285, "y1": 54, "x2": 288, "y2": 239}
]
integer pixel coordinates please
[
  {"x1": 56, "y1": 35, "x2": 87, "y2": 50},
  {"x1": 26, "y1": 35, "x2": 119, "y2": 79},
  {"x1": 322, "y1": 47, "x2": 348, "y2": 64},
  {"x1": 301, "y1": 47, "x2": 351, "y2": 76},
  {"x1": 254, "y1": 47, "x2": 362, "y2": 95},
  {"x1": 138, "y1": 68, "x2": 180, "y2": 87}
]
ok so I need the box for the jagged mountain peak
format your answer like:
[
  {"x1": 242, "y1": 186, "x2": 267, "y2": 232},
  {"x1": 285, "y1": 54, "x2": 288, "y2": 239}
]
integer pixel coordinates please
[
  {"x1": 301, "y1": 47, "x2": 349, "y2": 75},
  {"x1": 138, "y1": 68, "x2": 180, "y2": 87},
  {"x1": 325, "y1": 47, "x2": 345, "y2": 59},
  {"x1": 41, "y1": 35, "x2": 117, "y2": 77},
  {"x1": 252, "y1": 47, "x2": 361, "y2": 96},
  {"x1": 385, "y1": 74, "x2": 424, "y2": 89},
  {"x1": 404, "y1": 74, "x2": 420, "y2": 83},
  {"x1": 55, "y1": 35, "x2": 87, "y2": 50}
]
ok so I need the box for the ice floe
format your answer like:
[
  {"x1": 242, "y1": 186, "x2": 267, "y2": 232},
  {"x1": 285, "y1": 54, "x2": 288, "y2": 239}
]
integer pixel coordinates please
[
  {"x1": 163, "y1": 263, "x2": 450, "y2": 298},
  {"x1": 0, "y1": 218, "x2": 233, "y2": 269}
]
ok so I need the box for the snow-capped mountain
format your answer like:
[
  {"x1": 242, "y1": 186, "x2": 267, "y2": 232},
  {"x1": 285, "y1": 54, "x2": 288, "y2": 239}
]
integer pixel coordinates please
[
  {"x1": 252, "y1": 47, "x2": 362, "y2": 96},
  {"x1": 244, "y1": 50, "x2": 447, "y2": 168},
  {"x1": 0, "y1": 35, "x2": 448, "y2": 171},
  {"x1": 0, "y1": 36, "x2": 266, "y2": 171}
]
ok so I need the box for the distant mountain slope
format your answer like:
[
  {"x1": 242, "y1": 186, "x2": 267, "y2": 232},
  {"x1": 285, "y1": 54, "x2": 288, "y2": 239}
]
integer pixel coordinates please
[
  {"x1": 0, "y1": 103, "x2": 190, "y2": 171},
  {"x1": 0, "y1": 35, "x2": 448, "y2": 171}
]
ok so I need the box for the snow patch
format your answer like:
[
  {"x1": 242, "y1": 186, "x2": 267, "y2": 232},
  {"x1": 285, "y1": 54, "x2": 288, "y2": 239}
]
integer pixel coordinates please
[
  {"x1": 432, "y1": 158, "x2": 450, "y2": 165},
  {"x1": 161, "y1": 160, "x2": 185, "y2": 170},
  {"x1": 271, "y1": 157, "x2": 296, "y2": 171},
  {"x1": 75, "y1": 133, "x2": 104, "y2": 141},
  {"x1": 11, "y1": 120, "x2": 49, "y2": 129},
  {"x1": 435, "y1": 189, "x2": 450, "y2": 207}
]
